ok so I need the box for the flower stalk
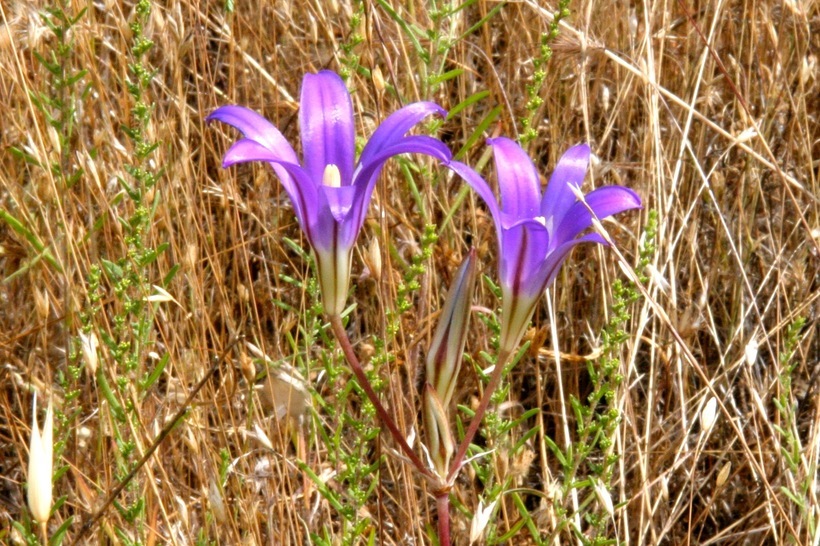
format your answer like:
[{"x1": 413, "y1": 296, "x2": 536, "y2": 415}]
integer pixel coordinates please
[{"x1": 328, "y1": 314, "x2": 435, "y2": 480}]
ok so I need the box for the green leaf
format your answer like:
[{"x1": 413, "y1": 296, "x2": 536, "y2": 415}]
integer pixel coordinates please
[
  {"x1": 66, "y1": 69, "x2": 88, "y2": 86},
  {"x1": 282, "y1": 237, "x2": 310, "y2": 260},
  {"x1": 101, "y1": 258, "x2": 124, "y2": 281},
  {"x1": 8, "y1": 146, "x2": 44, "y2": 168},
  {"x1": 511, "y1": 425, "x2": 540, "y2": 452},
  {"x1": 543, "y1": 435, "x2": 568, "y2": 469},
  {"x1": 0, "y1": 210, "x2": 63, "y2": 275},
  {"x1": 428, "y1": 68, "x2": 464, "y2": 87},
  {"x1": 162, "y1": 264, "x2": 180, "y2": 286},
  {"x1": 780, "y1": 486, "x2": 805, "y2": 508},
  {"x1": 455, "y1": 104, "x2": 502, "y2": 159},
  {"x1": 456, "y1": 1, "x2": 506, "y2": 43},
  {"x1": 140, "y1": 352, "x2": 168, "y2": 392},
  {"x1": 49, "y1": 515, "x2": 74, "y2": 546},
  {"x1": 96, "y1": 367, "x2": 125, "y2": 422},
  {"x1": 294, "y1": 458, "x2": 346, "y2": 514},
  {"x1": 375, "y1": 0, "x2": 429, "y2": 63},
  {"x1": 446, "y1": 90, "x2": 490, "y2": 120}
]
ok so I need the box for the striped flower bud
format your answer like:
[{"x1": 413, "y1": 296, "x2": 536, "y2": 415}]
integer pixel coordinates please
[{"x1": 423, "y1": 250, "x2": 477, "y2": 476}]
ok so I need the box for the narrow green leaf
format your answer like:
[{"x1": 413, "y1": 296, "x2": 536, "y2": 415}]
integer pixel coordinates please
[
  {"x1": 162, "y1": 264, "x2": 180, "y2": 286},
  {"x1": 428, "y1": 68, "x2": 464, "y2": 87},
  {"x1": 96, "y1": 367, "x2": 125, "y2": 422},
  {"x1": 0, "y1": 210, "x2": 62, "y2": 274},
  {"x1": 294, "y1": 458, "x2": 346, "y2": 513},
  {"x1": 543, "y1": 435, "x2": 568, "y2": 468},
  {"x1": 8, "y1": 146, "x2": 44, "y2": 167},
  {"x1": 49, "y1": 515, "x2": 74, "y2": 546},
  {"x1": 140, "y1": 352, "x2": 168, "y2": 392},
  {"x1": 455, "y1": 104, "x2": 502, "y2": 159},
  {"x1": 457, "y1": 1, "x2": 506, "y2": 43},
  {"x1": 446, "y1": 90, "x2": 490, "y2": 120},
  {"x1": 375, "y1": 0, "x2": 428, "y2": 62}
]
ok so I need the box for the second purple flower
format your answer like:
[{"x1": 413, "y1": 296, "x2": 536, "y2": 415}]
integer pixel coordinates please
[
  {"x1": 448, "y1": 138, "x2": 642, "y2": 353},
  {"x1": 208, "y1": 70, "x2": 451, "y2": 315}
]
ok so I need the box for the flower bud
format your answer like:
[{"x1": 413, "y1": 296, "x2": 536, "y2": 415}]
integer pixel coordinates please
[
  {"x1": 422, "y1": 383, "x2": 454, "y2": 477},
  {"x1": 426, "y1": 250, "x2": 477, "y2": 408},
  {"x1": 79, "y1": 331, "x2": 98, "y2": 376},
  {"x1": 27, "y1": 394, "x2": 53, "y2": 528}
]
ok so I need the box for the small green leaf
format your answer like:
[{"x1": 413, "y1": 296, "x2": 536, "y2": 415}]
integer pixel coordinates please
[
  {"x1": 96, "y1": 367, "x2": 125, "y2": 422},
  {"x1": 446, "y1": 90, "x2": 490, "y2": 120},
  {"x1": 455, "y1": 104, "x2": 502, "y2": 159},
  {"x1": 543, "y1": 435, "x2": 568, "y2": 468},
  {"x1": 162, "y1": 264, "x2": 180, "y2": 286},
  {"x1": 101, "y1": 258, "x2": 123, "y2": 281},
  {"x1": 140, "y1": 352, "x2": 168, "y2": 392},
  {"x1": 428, "y1": 68, "x2": 464, "y2": 87}
]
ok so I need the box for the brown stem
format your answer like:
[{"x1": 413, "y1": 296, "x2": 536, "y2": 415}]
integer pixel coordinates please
[
  {"x1": 328, "y1": 314, "x2": 434, "y2": 480},
  {"x1": 447, "y1": 347, "x2": 511, "y2": 482}
]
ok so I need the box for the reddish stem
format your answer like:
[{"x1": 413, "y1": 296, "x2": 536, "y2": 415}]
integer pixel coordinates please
[
  {"x1": 436, "y1": 491, "x2": 451, "y2": 545},
  {"x1": 328, "y1": 314, "x2": 434, "y2": 480},
  {"x1": 447, "y1": 347, "x2": 511, "y2": 482}
]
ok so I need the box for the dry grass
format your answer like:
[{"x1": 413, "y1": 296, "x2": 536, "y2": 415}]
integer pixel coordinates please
[{"x1": 1, "y1": 0, "x2": 818, "y2": 544}]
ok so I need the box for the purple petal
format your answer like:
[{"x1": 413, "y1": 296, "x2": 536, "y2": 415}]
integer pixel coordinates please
[
  {"x1": 273, "y1": 165, "x2": 359, "y2": 256},
  {"x1": 299, "y1": 71, "x2": 356, "y2": 187},
  {"x1": 534, "y1": 233, "x2": 607, "y2": 292},
  {"x1": 222, "y1": 138, "x2": 286, "y2": 167},
  {"x1": 208, "y1": 105, "x2": 299, "y2": 165},
  {"x1": 488, "y1": 137, "x2": 541, "y2": 221},
  {"x1": 552, "y1": 185, "x2": 642, "y2": 248},
  {"x1": 299, "y1": 180, "x2": 359, "y2": 252},
  {"x1": 360, "y1": 101, "x2": 447, "y2": 165},
  {"x1": 222, "y1": 138, "x2": 309, "y2": 203},
  {"x1": 344, "y1": 135, "x2": 452, "y2": 245},
  {"x1": 446, "y1": 160, "x2": 502, "y2": 236},
  {"x1": 498, "y1": 221, "x2": 550, "y2": 297},
  {"x1": 320, "y1": 185, "x2": 357, "y2": 224},
  {"x1": 222, "y1": 138, "x2": 316, "y2": 238},
  {"x1": 271, "y1": 170, "x2": 346, "y2": 254},
  {"x1": 540, "y1": 143, "x2": 590, "y2": 228},
  {"x1": 354, "y1": 135, "x2": 452, "y2": 189}
]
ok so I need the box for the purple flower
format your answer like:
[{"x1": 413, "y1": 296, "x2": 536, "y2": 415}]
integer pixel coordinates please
[
  {"x1": 448, "y1": 137, "x2": 642, "y2": 353},
  {"x1": 208, "y1": 70, "x2": 450, "y2": 315}
]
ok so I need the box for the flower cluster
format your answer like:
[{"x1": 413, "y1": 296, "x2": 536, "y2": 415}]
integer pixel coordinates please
[
  {"x1": 209, "y1": 70, "x2": 642, "y2": 494},
  {"x1": 210, "y1": 71, "x2": 641, "y2": 336}
]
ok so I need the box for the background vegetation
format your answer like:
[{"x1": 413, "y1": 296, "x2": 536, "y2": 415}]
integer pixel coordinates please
[{"x1": 1, "y1": 0, "x2": 817, "y2": 544}]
